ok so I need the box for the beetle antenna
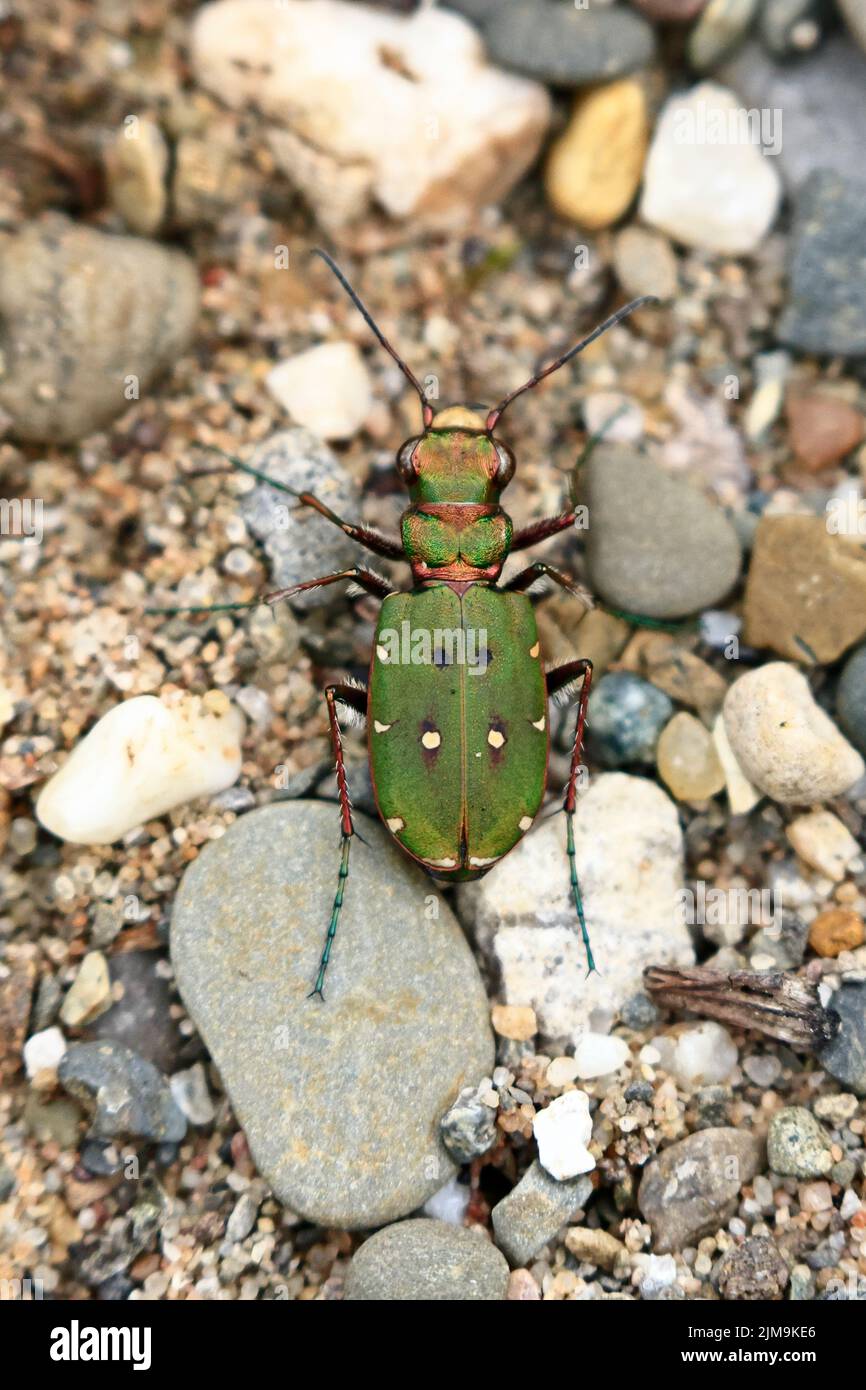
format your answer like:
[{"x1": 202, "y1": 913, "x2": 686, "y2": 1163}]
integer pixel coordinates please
[
  {"x1": 312, "y1": 248, "x2": 433, "y2": 427},
  {"x1": 485, "y1": 295, "x2": 659, "y2": 432}
]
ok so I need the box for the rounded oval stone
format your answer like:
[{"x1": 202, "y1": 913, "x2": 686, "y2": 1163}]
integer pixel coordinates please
[
  {"x1": 171, "y1": 802, "x2": 494, "y2": 1229},
  {"x1": 345, "y1": 1218, "x2": 509, "y2": 1301}
]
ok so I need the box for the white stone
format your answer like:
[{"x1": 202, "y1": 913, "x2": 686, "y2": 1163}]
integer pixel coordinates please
[
  {"x1": 458, "y1": 773, "x2": 693, "y2": 1045},
  {"x1": 190, "y1": 0, "x2": 550, "y2": 248},
  {"x1": 59, "y1": 951, "x2": 111, "y2": 1027},
  {"x1": 422, "y1": 1174, "x2": 471, "y2": 1225},
  {"x1": 574, "y1": 1032, "x2": 630, "y2": 1080},
  {"x1": 266, "y1": 341, "x2": 372, "y2": 442},
  {"x1": 639, "y1": 82, "x2": 781, "y2": 254},
  {"x1": 36, "y1": 691, "x2": 245, "y2": 845},
  {"x1": 636, "y1": 1251, "x2": 677, "y2": 1297},
  {"x1": 583, "y1": 392, "x2": 644, "y2": 445},
  {"x1": 533, "y1": 1090, "x2": 595, "y2": 1182},
  {"x1": 712, "y1": 713, "x2": 762, "y2": 816},
  {"x1": 23, "y1": 1026, "x2": 66, "y2": 1080},
  {"x1": 652, "y1": 1022, "x2": 738, "y2": 1089},
  {"x1": 169, "y1": 1063, "x2": 216, "y2": 1126},
  {"x1": 723, "y1": 664, "x2": 865, "y2": 805},
  {"x1": 786, "y1": 810, "x2": 863, "y2": 882}
]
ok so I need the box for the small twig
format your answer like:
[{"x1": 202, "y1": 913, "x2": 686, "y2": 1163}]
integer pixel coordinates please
[{"x1": 643, "y1": 965, "x2": 839, "y2": 1052}]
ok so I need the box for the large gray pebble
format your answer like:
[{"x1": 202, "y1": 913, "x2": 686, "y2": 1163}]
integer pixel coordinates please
[
  {"x1": 491, "y1": 1162, "x2": 592, "y2": 1267},
  {"x1": 171, "y1": 802, "x2": 494, "y2": 1229},
  {"x1": 638, "y1": 1128, "x2": 764, "y2": 1252},
  {"x1": 458, "y1": 0, "x2": 655, "y2": 86},
  {"x1": 58, "y1": 1041, "x2": 186, "y2": 1144},
  {"x1": 345, "y1": 1218, "x2": 508, "y2": 1301},
  {"x1": 239, "y1": 428, "x2": 361, "y2": 611},
  {"x1": 584, "y1": 446, "x2": 741, "y2": 620},
  {"x1": 0, "y1": 215, "x2": 198, "y2": 443},
  {"x1": 777, "y1": 171, "x2": 866, "y2": 358}
]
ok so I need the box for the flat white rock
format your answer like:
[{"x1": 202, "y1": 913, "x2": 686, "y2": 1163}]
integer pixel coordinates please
[
  {"x1": 36, "y1": 691, "x2": 245, "y2": 845},
  {"x1": 458, "y1": 773, "x2": 693, "y2": 1045},
  {"x1": 639, "y1": 82, "x2": 781, "y2": 254},
  {"x1": 723, "y1": 663, "x2": 864, "y2": 805},
  {"x1": 266, "y1": 341, "x2": 372, "y2": 441},
  {"x1": 786, "y1": 809, "x2": 863, "y2": 881},
  {"x1": 533, "y1": 1090, "x2": 595, "y2": 1182},
  {"x1": 190, "y1": 0, "x2": 550, "y2": 247},
  {"x1": 652, "y1": 1021, "x2": 738, "y2": 1089}
]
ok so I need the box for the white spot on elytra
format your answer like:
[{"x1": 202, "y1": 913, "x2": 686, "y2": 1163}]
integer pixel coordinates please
[
  {"x1": 529, "y1": 641, "x2": 540, "y2": 658},
  {"x1": 427, "y1": 856, "x2": 456, "y2": 868},
  {"x1": 532, "y1": 716, "x2": 545, "y2": 731},
  {"x1": 469, "y1": 854, "x2": 499, "y2": 867},
  {"x1": 376, "y1": 644, "x2": 390, "y2": 662},
  {"x1": 488, "y1": 729, "x2": 505, "y2": 748},
  {"x1": 386, "y1": 816, "x2": 404, "y2": 832},
  {"x1": 421, "y1": 729, "x2": 441, "y2": 750},
  {"x1": 519, "y1": 815, "x2": 533, "y2": 831},
  {"x1": 373, "y1": 720, "x2": 392, "y2": 733}
]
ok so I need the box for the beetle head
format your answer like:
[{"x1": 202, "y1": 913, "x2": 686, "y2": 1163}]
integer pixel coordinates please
[{"x1": 396, "y1": 406, "x2": 515, "y2": 504}]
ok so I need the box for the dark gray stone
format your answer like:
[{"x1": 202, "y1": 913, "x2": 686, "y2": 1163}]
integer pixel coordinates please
[
  {"x1": 171, "y1": 802, "x2": 494, "y2": 1229},
  {"x1": 87, "y1": 950, "x2": 182, "y2": 1075},
  {"x1": 458, "y1": 0, "x2": 655, "y2": 86},
  {"x1": 584, "y1": 445, "x2": 742, "y2": 620},
  {"x1": 345, "y1": 1218, "x2": 508, "y2": 1301},
  {"x1": 777, "y1": 171, "x2": 866, "y2": 357},
  {"x1": 491, "y1": 1161, "x2": 593, "y2": 1266},
  {"x1": 440, "y1": 1083, "x2": 498, "y2": 1164},
  {"x1": 58, "y1": 1041, "x2": 186, "y2": 1143},
  {"x1": 587, "y1": 672, "x2": 674, "y2": 767},
  {"x1": 758, "y1": 0, "x2": 827, "y2": 57},
  {"x1": 818, "y1": 980, "x2": 866, "y2": 1098},
  {"x1": 837, "y1": 645, "x2": 866, "y2": 757}
]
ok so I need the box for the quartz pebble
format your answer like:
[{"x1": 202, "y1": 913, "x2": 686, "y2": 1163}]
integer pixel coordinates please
[
  {"x1": 786, "y1": 810, "x2": 862, "y2": 882},
  {"x1": 23, "y1": 1027, "x2": 67, "y2": 1082},
  {"x1": 722, "y1": 664, "x2": 864, "y2": 805},
  {"x1": 36, "y1": 692, "x2": 245, "y2": 845},
  {"x1": 533, "y1": 1090, "x2": 595, "y2": 1182},
  {"x1": 657, "y1": 712, "x2": 726, "y2": 803},
  {"x1": 653, "y1": 1022, "x2": 738, "y2": 1089},
  {"x1": 191, "y1": 0, "x2": 550, "y2": 248},
  {"x1": 639, "y1": 82, "x2": 780, "y2": 254},
  {"x1": 545, "y1": 80, "x2": 648, "y2": 231},
  {"x1": 266, "y1": 342, "x2": 372, "y2": 442},
  {"x1": 573, "y1": 1033, "x2": 630, "y2": 1080}
]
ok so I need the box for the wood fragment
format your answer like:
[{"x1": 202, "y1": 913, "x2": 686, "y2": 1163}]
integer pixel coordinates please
[{"x1": 643, "y1": 965, "x2": 839, "y2": 1052}]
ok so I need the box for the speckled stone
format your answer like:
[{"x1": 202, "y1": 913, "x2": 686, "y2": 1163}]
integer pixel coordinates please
[
  {"x1": 491, "y1": 1162, "x2": 593, "y2": 1267},
  {"x1": 638, "y1": 1127, "x2": 764, "y2": 1251},
  {"x1": 345, "y1": 1218, "x2": 508, "y2": 1301},
  {"x1": 777, "y1": 170, "x2": 866, "y2": 357},
  {"x1": 57, "y1": 1042, "x2": 186, "y2": 1144},
  {"x1": 586, "y1": 672, "x2": 673, "y2": 768},
  {"x1": 767, "y1": 1107, "x2": 833, "y2": 1178},
  {"x1": 171, "y1": 802, "x2": 494, "y2": 1229}
]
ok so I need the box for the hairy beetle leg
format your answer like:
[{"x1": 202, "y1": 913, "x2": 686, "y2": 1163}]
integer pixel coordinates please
[
  {"x1": 547, "y1": 656, "x2": 596, "y2": 975},
  {"x1": 308, "y1": 681, "x2": 368, "y2": 1000}
]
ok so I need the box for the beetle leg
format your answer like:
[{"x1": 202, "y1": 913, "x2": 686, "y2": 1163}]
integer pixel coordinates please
[
  {"x1": 509, "y1": 510, "x2": 579, "y2": 552},
  {"x1": 146, "y1": 565, "x2": 394, "y2": 616},
  {"x1": 501, "y1": 560, "x2": 593, "y2": 609},
  {"x1": 547, "y1": 657, "x2": 596, "y2": 975},
  {"x1": 309, "y1": 681, "x2": 368, "y2": 1001}
]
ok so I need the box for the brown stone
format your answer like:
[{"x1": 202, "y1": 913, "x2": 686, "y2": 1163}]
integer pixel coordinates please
[
  {"x1": 786, "y1": 391, "x2": 865, "y2": 472},
  {"x1": 743, "y1": 515, "x2": 866, "y2": 664},
  {"x1": 491, "y1": 1004, "x2": 537, "y2": 1041},
  {"x1": 808, "y1": 908, "x2": 865, "y2": 958},
  {"x1": 545, "y1": 80, "x2": 649, "y2": 231},
  {"x1": 621, "y1": 631, "x2": 727, "y2": 723}
]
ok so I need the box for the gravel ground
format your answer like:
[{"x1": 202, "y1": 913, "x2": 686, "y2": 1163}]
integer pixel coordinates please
[{"x1": 1, "y1": 0, "x2": 866, "y2": 1301}]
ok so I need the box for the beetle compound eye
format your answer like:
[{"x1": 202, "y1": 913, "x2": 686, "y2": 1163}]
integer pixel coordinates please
[
  {"x1": 396, "y1": 438, "x2": 420, "y2": 481},
  {"x1": 493, "y1": 442, "x2": 515, "y2": 486}
]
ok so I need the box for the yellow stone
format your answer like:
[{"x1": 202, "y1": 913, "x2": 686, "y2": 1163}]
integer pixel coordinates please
[
  {"x1": 491, "y1": 1003, "x2": 538, "y2": 1041},
  {"x1": 545, "y1": 80, "x2": 649, "y2": 230},
  {"x1": 657, "y1": 711, "x2": 726, "y2": 804}
]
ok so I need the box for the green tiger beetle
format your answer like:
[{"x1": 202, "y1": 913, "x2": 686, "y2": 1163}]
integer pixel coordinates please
[{"x1": 157, "y1": 251, "x2": 655, "y2": 998}]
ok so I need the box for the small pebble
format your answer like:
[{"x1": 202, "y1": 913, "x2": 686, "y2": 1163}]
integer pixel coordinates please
[
  {"x1": 573, "y1": 1032, "x2": 630, "y2": 1080},
  {"x1": 653, "y1": 1022, "x2": 738, "y2": 1089},
  {"x1": 657, "y1": 712, "x2": 726, "y2": 803},
  {"x1": 786, "y1": 392, "x2": 865, "y2": 472},
  {"x1": 266, "y1": 342, "x2": 372, "y2": 442},
  {"x1": 837, "y1": 645, "x2": 866, "y2": 757},
  {"x1": 786, "y1": 810, "x2": 862, "y2": 882},
  {"x1": 59, "y1": 952, "x2": 111, "y2": 1028},
  {"x1": 564, "y1": 1226, "x2": 625, "y2": 1272},
  {"x1": 491, "y1": 1162, "x2": 593, "y2": 1267},
  {"x1": 545, "y1": 80, "x2": 648, "y2": 231},
  {"x1": 585, "y1": 672, "x2": 673, "y2": 768},
  {"x1": 611, "y1": 225, "x2": 678, "y2": 301},
  {"x1": 23, "y1": 1026, "x2": 67, "y2": 1082},
  {"x1": 767, "y1": 1107, "x2": 833, "y2": 1179},
  {"x1": 491, "y1": 1004, "x2": 537, "y2": 1042},
  {"x1": 345, "y1": 1219, "x2": 509, "y2": 1301},
  {"x1": 742, "y1": 1053, "x2": 782, "y2": 1088}
]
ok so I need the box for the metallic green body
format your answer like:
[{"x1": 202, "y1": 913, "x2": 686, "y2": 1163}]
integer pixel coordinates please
[{"x1": 369, "y1": 583, "x2": 548, "y2": 880}]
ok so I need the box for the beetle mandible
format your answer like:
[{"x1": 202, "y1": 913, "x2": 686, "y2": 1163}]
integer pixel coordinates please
[{"x1": 162, "y1": 251, "x2": 654, "y2": 998}]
